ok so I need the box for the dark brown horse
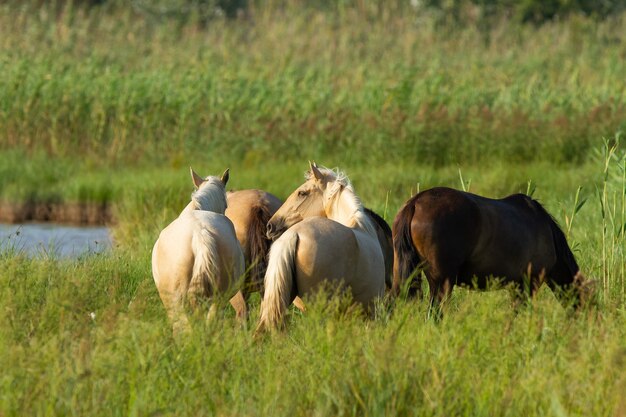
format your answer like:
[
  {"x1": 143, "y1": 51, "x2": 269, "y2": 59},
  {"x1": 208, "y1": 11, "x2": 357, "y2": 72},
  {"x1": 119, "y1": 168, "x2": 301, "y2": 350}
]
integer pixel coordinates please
[{"x1": 392, "y1": 187, "x2": 586, "y2": 312}]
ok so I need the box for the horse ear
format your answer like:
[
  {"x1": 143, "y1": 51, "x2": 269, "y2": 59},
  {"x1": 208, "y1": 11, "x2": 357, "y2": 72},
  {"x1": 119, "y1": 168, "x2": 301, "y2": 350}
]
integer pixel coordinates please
[
  {"x1": 220, "y1": 168, "x2": 230, "y2": 186},
  {"x1": 309, "y1": 161, "x2": 323, "y2": 181},
  {"x1": 190, "y1": 167, "x2": 204, "y2": 189}
]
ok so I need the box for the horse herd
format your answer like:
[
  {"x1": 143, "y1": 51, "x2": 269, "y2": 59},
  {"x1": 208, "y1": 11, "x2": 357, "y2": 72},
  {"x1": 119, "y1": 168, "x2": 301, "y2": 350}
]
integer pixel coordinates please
[{"x1": 151, "y1": 162, "x2": 588, "y2": 335}]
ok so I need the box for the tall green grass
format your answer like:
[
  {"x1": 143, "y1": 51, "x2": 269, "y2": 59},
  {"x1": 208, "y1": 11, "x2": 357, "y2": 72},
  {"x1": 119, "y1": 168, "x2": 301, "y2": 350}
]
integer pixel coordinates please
[
  {"x1": 0, "y1": 3, "x2": 624, "y2": 168},
  {"x1": 1, "y1": 249, "x2": 625, "y2": 416}
]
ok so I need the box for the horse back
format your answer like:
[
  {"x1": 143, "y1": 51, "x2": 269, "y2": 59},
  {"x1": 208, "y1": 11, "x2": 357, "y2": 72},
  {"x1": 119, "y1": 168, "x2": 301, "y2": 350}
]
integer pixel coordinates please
[{"x1": 289, "y1": 217, "x2": 385, "y2": 303}]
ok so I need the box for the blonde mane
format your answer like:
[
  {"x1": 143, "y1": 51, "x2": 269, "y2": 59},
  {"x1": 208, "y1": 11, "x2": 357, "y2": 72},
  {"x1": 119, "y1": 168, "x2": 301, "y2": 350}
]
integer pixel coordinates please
[
  {"x1": 190, "y1": 177, "x2": 227, "y2": 214},
  {"x1": 307, "y1": 166, "x2": 378, "y2": 238}
]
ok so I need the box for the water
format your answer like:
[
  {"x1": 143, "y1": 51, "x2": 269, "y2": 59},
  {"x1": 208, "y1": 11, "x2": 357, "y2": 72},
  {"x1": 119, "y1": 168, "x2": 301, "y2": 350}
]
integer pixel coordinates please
[{"x1": 0, "y1": 223, "x2": 112, "y2": 258}]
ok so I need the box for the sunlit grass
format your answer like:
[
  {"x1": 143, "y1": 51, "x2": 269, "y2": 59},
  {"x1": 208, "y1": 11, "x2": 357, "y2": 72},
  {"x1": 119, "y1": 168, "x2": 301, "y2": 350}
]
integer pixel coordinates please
[
  {"x1": 0, "y1": 249, "x2": 625, "y2": 416},
  {"x1": 1, "y1": 3, "x2": 626, "y2": 415},
  {"x1": 1, "y1": 142, "x2": 624, "y2": 414}
]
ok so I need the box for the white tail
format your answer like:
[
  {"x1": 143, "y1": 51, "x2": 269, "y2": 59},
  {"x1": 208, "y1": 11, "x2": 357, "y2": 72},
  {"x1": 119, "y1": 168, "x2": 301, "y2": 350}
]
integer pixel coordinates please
[
  {"x1": 188, "y1": 220, "x2": 220, "y2": 306},
  {"x1": 256, "y1": 231, "x2": 299, "y2": 332}
]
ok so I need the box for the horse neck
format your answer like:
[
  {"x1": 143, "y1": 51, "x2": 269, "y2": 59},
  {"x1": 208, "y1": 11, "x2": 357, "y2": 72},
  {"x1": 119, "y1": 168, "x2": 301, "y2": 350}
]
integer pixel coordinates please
[
  {"x1": 181, "y1": 182, "x2": 226, "y2": 215},
  {"x1": 326, "y1": 187, "x2": 378, "y2": 238}
]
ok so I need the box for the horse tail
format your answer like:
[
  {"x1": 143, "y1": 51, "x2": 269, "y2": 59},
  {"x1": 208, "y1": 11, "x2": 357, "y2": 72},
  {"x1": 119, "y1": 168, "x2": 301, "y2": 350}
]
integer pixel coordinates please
[
  {"x1": 189, "y1": 222, "x2": 220, "y2": 307},
  {"x1": 256, "y1": 231, "x2": 298, "y2": 333},
  {"x1": 392, "y1": 200, "x2": 422, "y2": 297},
  {"x1": 246, "y1": 204, "x2": 273, "y2": 295}
]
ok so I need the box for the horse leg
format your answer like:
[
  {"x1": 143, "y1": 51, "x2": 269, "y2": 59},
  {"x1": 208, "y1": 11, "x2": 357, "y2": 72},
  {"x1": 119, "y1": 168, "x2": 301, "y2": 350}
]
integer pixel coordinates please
[
  {"x1": 187, "y1": 279, "x2": 219, "y2": 325},
  {"x1": 229, "y1": 290, "x2": 248, "y2": 322},
  {"x1": 156, "y1": 286, "x2": 192, "y2": 336},
  {"x1": 426, "y1": 266, "x2": 454, "y2": 321},
  {"x1": 509, "y1": 271, "x2": 542, "y2": 311},
  {"x1": 427, "y1": 279, "x2": 453, "y2": 321},
  {"x1": 167, "y1": 305, "x2": 191, "y2": 338},
  {"x1": 292, "y1": 296, "x2": 306, "y2": 312},
  {"x1": 206, "y1": 303, "x2": 218, "y2": 322},
  {"x1": 422, "y1": 247, "x2": 460, "y2": 319}
]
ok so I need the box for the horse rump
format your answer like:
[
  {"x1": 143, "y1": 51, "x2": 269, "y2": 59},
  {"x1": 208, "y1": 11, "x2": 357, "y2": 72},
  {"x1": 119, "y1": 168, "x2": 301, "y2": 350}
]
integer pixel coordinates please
[{"x1": 391, "y1": 200, "x2": 423, "y2": 297}]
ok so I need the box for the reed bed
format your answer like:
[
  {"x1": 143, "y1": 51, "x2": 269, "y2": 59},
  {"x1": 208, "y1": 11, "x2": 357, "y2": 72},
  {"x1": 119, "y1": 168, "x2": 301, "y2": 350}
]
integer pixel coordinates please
[{"x1": 0, "y1": 3, "x2": 624, "y2": 167}]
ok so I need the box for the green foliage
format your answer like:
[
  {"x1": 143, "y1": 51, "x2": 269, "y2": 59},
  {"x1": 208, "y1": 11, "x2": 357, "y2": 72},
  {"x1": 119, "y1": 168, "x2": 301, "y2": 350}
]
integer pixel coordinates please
[
  {"x1": 416, "y1": 0, "x2": 626, "y2": 24},
  {"x1": 0, "y1": 3, "x2": 624, "y2": 170},
  {"x1": 0, "y1": 4, "x2": 626, "y2": 415},
  {"x1": 0, "y1": 250, "x2": 625, "y2": 415}
]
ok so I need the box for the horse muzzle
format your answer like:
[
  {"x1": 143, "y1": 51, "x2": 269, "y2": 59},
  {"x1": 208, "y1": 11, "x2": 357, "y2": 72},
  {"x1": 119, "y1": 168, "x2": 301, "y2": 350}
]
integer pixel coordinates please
[{"x1": 266, "y1": 220, "x2": 287, "y2": 241}]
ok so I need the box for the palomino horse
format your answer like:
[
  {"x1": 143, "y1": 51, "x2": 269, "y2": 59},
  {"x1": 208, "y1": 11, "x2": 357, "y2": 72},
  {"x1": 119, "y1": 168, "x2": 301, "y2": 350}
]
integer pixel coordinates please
[
  {"x1": 392, "y1": 187, "x2": 586, "y2": 313},
  {"x1": 152, "y1": 168, "x2": 245, "y2": 334},
  {"x1": 256, "y1": 163, "x2": 385, "y2": 331},
  {"x1": 225, "y1": 189, "x2": 282, "y2": 296},
  {"x1": 226, "y1": 190, "x2": 393, "y2": 295}
]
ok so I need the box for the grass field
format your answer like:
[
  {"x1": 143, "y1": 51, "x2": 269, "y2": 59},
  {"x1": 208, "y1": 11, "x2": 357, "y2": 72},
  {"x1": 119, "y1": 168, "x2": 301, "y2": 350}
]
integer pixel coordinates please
[{"x1": 1, "y1": 2, "x2": 626, "y2": 416}]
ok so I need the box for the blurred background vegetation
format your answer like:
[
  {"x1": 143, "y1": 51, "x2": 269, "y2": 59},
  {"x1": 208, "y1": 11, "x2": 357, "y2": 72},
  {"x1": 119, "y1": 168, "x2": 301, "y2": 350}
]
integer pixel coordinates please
[
  {"x1": 1, "y1": 0, "x2": 625, "y2": 168},
  {"x1": 9, "y1": 0, "x2": 626, "y2": 24},
  {"x1": 0, "y1": 0, "x2": 624, "y2": 225}
]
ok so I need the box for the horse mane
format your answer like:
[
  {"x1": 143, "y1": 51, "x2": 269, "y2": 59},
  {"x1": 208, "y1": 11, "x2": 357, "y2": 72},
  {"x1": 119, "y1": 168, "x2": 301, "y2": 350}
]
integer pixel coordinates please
[
  {"x1": 307, "y1": 166, "x2": 378, "y2": 237},
  {"x1": 191, "y1": 177, "x2": 227, "y2": 213},
  {"x1": 364, "y1": 207, "x2": 394, "y2": 288},
  {"x1": 363, "y1": 207, "x2": 391, "y2": 238}
]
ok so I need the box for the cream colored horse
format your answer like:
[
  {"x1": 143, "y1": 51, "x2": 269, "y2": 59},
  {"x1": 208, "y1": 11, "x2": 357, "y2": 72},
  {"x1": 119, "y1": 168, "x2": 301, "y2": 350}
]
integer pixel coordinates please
[
  {"x1": 152, "y1": 168, "x2": 245, "y2": 334},
  {"x1": 256, "y1": 163, "x2": 385, "y2": 332}
]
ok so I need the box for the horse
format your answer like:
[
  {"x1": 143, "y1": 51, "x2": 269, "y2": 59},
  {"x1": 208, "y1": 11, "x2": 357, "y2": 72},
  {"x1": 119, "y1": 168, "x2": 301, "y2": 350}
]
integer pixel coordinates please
[
  {"x1": 392, "y1": 187, "x2": 587, "y2": 314},
  {"x1": 256, "y1": 162, "x2": 386, "y2": 332},
  {"x1": 225, "y1": 190, "x2": 392, "y2": 315},
  {"x1": 151, "y1": 168, "x2": 245, "y2": 334},
  {"x1": 225, "y1": 189, "x2": 282, "y2": 296}
]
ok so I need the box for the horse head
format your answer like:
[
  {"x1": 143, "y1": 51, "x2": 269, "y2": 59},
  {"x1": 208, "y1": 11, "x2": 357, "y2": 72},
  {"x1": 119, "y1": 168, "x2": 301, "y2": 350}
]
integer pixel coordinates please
[
  {"x1": 188, "y1": 167, "x2": 230, "y2": 213},
  {"x1": 266, "y1": 162, "x2": 337, "y2": 240}
]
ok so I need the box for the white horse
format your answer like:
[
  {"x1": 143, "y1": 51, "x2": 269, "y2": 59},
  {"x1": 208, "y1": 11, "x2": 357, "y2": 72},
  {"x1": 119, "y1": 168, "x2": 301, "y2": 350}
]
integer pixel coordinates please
[
  {"x1": 152, "y1": 168, "x2": 245, "y2": 334},
  {"x1": 256, "y1": 162, "x2": 385, "y2": 332}
]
